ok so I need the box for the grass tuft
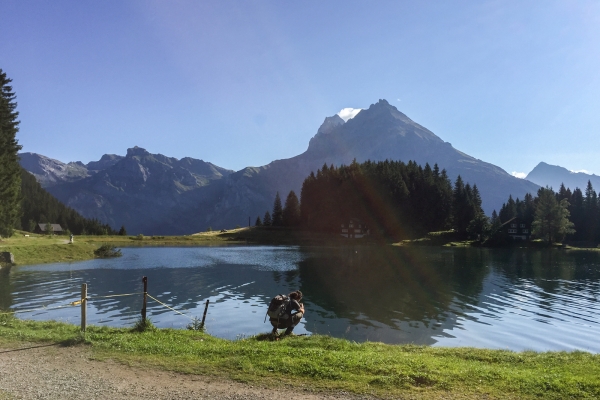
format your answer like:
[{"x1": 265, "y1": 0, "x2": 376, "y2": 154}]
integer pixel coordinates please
[{"x1": 131, "y1": 317, "x2": 157, "y2": 332}]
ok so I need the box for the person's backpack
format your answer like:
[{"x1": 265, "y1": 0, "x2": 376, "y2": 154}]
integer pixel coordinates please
[{"x1": 265, "y1": 294, "x2": 290, "y2": 321}]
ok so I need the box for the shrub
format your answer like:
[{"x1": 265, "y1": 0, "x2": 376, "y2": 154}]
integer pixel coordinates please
[
  {"x1": 132, "y1": 317, "x2": 156, "y2": 332},
  {"x1": 94, "y1": 244, "x2": 122, "y2": 258}
]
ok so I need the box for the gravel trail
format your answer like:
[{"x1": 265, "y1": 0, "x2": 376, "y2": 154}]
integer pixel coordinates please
[{"x1": 0, "y1": 343, "x2": 377, "y2": 400}]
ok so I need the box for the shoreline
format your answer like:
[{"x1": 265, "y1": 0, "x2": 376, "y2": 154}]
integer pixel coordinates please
[
  {"x1": 2, "y1": 227, "x2": 600, "y2": 267},
  {"x1": 0, "y1": 315, "x2": 599, "y2": 399}
]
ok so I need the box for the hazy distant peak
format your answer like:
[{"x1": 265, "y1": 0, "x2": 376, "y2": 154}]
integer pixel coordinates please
[
  {"x1": 526, "y1": 161, "x2": 600, "y2": 191},
  {"x1": 317, "y1": 114, "x2": 345, "y2": 135}
]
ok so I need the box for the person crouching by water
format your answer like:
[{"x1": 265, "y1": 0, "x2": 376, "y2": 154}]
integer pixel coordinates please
[{"x1": 271, "y1": 290, "x2": 304, "y2": 336}]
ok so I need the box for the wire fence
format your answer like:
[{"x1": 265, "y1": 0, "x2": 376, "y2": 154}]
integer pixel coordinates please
[{"x1": 0, "y1": 276, "x2": 208, "y2": 330}]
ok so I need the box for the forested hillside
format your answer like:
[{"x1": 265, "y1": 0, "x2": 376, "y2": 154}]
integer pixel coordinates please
[
  {"x1": 20, "y1": 168, "x2": 117, "y2": 235},
  {"x1": 299, "y1": 160, "x2": 484, "y2": 239}
]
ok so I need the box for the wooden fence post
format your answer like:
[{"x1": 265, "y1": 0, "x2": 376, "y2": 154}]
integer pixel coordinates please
[
  {"x1": 200, "y1": 299, "x2": 210, "y2": 328},
  {"x1": 141, "y1": 276, "x2": 148, "y2": 321},
  {"x1": 81, "y1": 283, "x2": 87, "y2": 332}
]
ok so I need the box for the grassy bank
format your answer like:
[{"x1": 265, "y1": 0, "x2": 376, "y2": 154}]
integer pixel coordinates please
[
  {"x1": 0, "y1": 228, "x2": 254, "y2": 265},
  {"x1": 0, "y1": 227, "x2": 365, "y2": 266},
  {"x1": 0, "y1": 316, "x2": 598, "y2": 399}
]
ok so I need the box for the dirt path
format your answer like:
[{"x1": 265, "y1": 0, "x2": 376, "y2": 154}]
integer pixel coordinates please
[{"x1": 0, "y1": 343, "x2": 376, "y2": 400}]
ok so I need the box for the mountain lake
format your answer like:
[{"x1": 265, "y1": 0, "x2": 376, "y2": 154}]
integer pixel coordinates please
[{"x1": 1, "y1": 245, "x2": 599, "y2": 352}]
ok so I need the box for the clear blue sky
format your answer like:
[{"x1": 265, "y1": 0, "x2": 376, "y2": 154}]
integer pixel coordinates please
[{"x1": 2, "y1": 0, "x2": 599, "y2": 176}]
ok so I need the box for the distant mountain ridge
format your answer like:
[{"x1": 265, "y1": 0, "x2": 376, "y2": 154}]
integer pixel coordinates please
[
  {"x1": 20, "y1": 100, "x2": 541, "y2": 234},
  {"x1": 526, "y1": 162, "x2": 600, "y2": 191},
  {"x1": 19, "y1": 147, "x2": 234, "y2": 234}
]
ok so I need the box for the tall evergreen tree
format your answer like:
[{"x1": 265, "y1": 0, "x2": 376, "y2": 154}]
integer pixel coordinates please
[
  {"x1": 263, "y1": 211, "x2": 272, "y2": 226},
  {"x1": 271, "y1": 192, "x2": 283, "y2": 226},
  {"x1": 282, "y1": 190, "x2": 301, "y2": 227},
  {"x1": 499, "y1": 195, "x2": 517, "y2": 223},
  {"x1": 583, "y1": 180, "x2": 598, "y2": 242},
  {"x1": 0, "y1": 69, "x2": 22, "y2": 237},
  {"x1": 254, "y1": 216, "x2": 262, "y2": 227},
  {"x1": 569, "y1": 187, "x2": 585, "y2": 240},
  {"x1": 452, "y1": 176, "x2": 475, "y2": 234}
]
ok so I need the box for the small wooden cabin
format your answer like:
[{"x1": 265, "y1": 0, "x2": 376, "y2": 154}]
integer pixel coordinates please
[{"x1": 35, "y1": 223, "x2": 64, "y2": 235}]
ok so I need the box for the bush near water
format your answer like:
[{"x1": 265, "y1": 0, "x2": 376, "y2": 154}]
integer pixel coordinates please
[{"x1": 93, "y1": 244, "x2": 122, "y2": 258}]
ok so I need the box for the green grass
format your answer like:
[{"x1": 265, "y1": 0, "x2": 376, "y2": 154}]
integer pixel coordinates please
[
  {"x1": 0, "y1": 315, "x2": 598, "y2": 399},
  {"x1": 0, "y1": 227, "x2": 370, "y2": 266}
]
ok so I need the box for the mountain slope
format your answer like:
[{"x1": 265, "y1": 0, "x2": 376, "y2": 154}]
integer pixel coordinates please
[
  {"x1": 43, "y1": 147, "x2": 234, "y2": 234},
  {"x1": 203, "y1": 100, "x2": 540, "y2": 229},
  {"x1": 19, "y1": 168, "x2": 116, "y2": 235},
  {"x1": 526, "y1": 162, "x2": 600, "y2": 191}
]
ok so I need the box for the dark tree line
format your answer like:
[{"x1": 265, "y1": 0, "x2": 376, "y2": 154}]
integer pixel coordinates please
[
  {"x1": 256, "y1": 191, "x2": 301, "y2": 228},
  {"x1": 20, "y1": 169, "x2": 117, "y2": 235},
  {"x1": 493, "y1": 182, "x2": 600, "y2": 243},
  {"x1": 296, "y1": 160, "x2": 482, "y2": 238},
  {"x1": 563, "y1": 181, "x2": 600, "y2": 243},
  {"x1": 496, "y1": 181, "x2": 599, "y2": 244}
]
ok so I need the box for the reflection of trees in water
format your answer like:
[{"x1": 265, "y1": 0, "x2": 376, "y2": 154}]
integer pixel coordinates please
[
  {"x1": 475, "y1": 249, "x2": 600, "y2": 322},
  {"x1": 297, "y1": 246, "x2": 488, "y2": 329},
  {"x1": 0, "y1": 267, "x2": 12, "y2": 310},
  {"x1": 489, "y1": 249, "x2": 600, "y2": 292}
]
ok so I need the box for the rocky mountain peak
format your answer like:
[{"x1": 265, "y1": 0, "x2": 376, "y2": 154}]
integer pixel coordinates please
[
  {"x1": 317, "y1": 114, "x2": 345, "y2": 135},
  {"x1": 126, "y1": 146, "x2": 151, "y2": 158},
  {"x1": 354, "y1": 99, "x2": 413, "y2": 125},
  {"x1": 87, "y1": 154, "x2": 123, "y2": 171}
]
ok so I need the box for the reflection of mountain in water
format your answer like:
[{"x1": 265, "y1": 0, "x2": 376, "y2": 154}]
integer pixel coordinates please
[
  {"x1": 3, "y1": 246, "x2": 600, "y2": 349},
  {"x1": 296, "y1": 246, "x2": 489, "y2": 344}
]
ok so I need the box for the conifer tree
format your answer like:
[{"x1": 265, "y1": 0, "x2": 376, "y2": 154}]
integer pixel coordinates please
[
  {"x1": 499, "y1": 195, "x2": 517, "y2": 223},
  {"x1": 271, "y1": 192, "x2": 283, "y2": 226},
  {"x1": 254, "y1": 216, "x2": 262, "y2": 226},
  {"x1": 490, "y1": 210, "x2": 502, "y2": 234},
  {"x1": 263, "y1": 211, "x2": 272, "y2": 226},
  {"x1": 282, "y1": 190, "x2": 301, "y2": 227},
  {"x1": 118, "y1": 225, "x2": 127, "y2": 236},
  {"x1": 583, "y1": 180, "x2": 598, "y2": 242},
  {"x1": 0, "y1": 69, "x2": 22, "y2": 237},
  {"x1": 452, "y1": 176, "x2": 472, "y2": 234},
  {"x1": 569, "y1": 187, "x2": 585, "y2": 240}
]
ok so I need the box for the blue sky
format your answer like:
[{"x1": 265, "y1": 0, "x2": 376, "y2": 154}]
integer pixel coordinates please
[{"x1": 2, "y1": 1, "x2": 599, "y2": 176}]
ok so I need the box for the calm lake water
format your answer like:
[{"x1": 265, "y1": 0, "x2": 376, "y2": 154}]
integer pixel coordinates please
[{"x1": 1, "y1": 245, "x2": 599, "y2": 352}]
